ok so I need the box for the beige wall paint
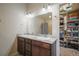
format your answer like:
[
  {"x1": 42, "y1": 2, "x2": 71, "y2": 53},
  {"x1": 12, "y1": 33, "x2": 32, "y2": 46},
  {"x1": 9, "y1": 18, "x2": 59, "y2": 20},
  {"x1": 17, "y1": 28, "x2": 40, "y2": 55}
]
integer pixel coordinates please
[
  {"x1": 48, "y1": 20, "x2": 52, "y2": 34},
  {"x1": 8, "y1": 37, "x2": 17, "y2": 55},
  {"x1": 0, "y1": 3, "x2": 60, "y2": 56},
  {"x1": 0, "y1": 4, "x2": 27, "y2": 55},
  {"x1": 41, "y1": 17, "x2": 52, "y2": 34},
  {"x1": 72, "y1": 3, "x2": 79, "y2": 11}
]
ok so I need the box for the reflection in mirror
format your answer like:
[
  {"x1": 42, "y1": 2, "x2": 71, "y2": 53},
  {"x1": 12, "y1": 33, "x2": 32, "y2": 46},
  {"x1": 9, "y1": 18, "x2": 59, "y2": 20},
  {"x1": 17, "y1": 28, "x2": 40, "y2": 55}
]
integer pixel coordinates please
[
  {"x1": 27, "y1": 12, "x2": 52, "y2": 37},
  {"x1": 38, "y1": 13, "x2": 52, "y2": 35}
]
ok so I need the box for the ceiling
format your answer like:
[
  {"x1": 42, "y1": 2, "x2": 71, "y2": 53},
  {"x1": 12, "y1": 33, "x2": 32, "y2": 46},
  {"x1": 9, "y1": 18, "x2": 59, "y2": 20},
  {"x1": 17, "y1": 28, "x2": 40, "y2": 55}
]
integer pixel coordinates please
[{"x1": 26, "y1": 3, "x2": 53, "y2": 12}]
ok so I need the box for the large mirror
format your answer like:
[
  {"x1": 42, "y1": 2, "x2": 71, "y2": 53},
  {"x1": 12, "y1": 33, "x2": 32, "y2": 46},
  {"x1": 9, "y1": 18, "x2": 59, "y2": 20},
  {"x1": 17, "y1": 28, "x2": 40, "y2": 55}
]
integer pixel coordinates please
[
  {"x1": 37, "y1": 12, "x2": 52, "y2": 35},
  {"x1": 28, "y1": 12, "x2": 52, "y2": 35}
]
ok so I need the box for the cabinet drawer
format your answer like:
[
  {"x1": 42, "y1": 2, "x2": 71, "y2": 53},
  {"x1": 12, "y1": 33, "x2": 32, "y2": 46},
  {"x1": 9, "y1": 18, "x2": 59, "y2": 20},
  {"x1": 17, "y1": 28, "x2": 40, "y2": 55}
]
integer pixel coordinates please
[
  {"x1": 25, "y1": 43, "x2": 31, "y2": 51},
  {"x1": 18, "y1": 41, "x2": 24, "y2": 45},
  {"x1": 25, "y1": 39, "x2": 31, "y2": 43},
  {"x1": 19, "y1": 47, "x2": 24, "y2": 51},
  {"x1": 25, "y1": 47, "x2": 31, "y2": 51},
  {"x1": 32, "y1": 40, "x2": 50, "y2": 49},
  {"x1": 32, "y1": 40, "x2": 42, "y2": 46}
]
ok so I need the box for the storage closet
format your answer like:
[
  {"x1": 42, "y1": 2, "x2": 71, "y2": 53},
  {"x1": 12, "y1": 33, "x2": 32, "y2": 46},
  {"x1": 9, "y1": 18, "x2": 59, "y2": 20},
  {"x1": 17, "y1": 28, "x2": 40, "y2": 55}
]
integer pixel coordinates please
[
  {"x1": 65, "y1": 11, "x2": 79, "y2": 50},
  {"x1": 60, "y1": 15, "x2": 65, "y2": 46},
  {"x1": 60, "y1": 3, "x2": 79, "y2": 51}
]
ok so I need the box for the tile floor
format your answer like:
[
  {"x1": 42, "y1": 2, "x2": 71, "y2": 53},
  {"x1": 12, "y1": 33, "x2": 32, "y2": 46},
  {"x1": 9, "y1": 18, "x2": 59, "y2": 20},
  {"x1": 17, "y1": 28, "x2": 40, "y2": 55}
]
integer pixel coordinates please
[
  {"x1": 60, "y1": 47, "x2": 79, "y2": 56},
  {"x1": 14, "y1": 47, "x2": 79, "y2": 56}
]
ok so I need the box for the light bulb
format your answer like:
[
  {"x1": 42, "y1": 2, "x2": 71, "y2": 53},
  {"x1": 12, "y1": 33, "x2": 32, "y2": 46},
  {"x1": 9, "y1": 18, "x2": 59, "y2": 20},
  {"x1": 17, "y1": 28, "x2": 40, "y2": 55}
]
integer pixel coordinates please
[
  {"x1": 42, "y1": 8, "x2": 46, "y2": 11},
  {"x1": 26, "y1": 13, "x2": 34, "y2": 17},
  {"x1": 28, "y1": 13, "x2": 34, "y2": 17},
  {"x1": 48, "y1": 6, "x2": 51, "y2": 10},
  {"x1": 49, "y1": 16, "x2": 51, "y2": 18}
]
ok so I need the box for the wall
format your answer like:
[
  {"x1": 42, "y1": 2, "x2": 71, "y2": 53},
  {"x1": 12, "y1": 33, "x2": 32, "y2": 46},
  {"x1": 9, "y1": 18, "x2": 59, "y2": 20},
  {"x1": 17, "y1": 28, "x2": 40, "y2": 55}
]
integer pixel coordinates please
[
  {"x1": 43, "y1": 17, "x2": 52, "y2": 34},
  {"x1": 72, "y1": 3, "x2": 79, "y2": 11},
  {"x1": 47, "y1": 19, "x2": 52, "y2": 34},
  {"x1": 0, "y1": 3, "x2": 60, "y2": 56},
  {"x1": 52, "y1": 4, "x2": 60, "y2": 56},
  {"x1": 0, "y1": 3, "x2": 27, "y2": 55}
]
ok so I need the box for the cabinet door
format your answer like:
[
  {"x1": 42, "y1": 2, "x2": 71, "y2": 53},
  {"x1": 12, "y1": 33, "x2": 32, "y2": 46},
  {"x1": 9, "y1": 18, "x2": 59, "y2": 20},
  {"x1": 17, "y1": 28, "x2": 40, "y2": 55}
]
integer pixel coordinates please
[
  {"x1": 32, "y1": 45, "x2": 40, "y2": 56},
  {"x1": 40, "y1": 48, "x2": 50, "y2": 56},
  {"x1": 25, "y1": 43, "x2": 32, "y2": 56},
  {"x1": 17, "y1": 37, "x2": 25, "y2": 55}
]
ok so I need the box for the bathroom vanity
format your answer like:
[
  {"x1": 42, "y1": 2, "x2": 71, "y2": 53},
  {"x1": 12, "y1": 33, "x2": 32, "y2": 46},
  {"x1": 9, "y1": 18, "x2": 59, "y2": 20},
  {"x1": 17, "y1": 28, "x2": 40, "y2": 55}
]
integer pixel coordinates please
[{"x1": 17, "y1": 35, "x2": 57, "y2": 56}]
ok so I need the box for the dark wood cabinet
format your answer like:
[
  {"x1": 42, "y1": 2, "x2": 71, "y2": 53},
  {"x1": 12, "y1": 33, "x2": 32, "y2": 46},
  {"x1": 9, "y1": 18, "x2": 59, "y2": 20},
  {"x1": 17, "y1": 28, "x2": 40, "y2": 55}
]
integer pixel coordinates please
[
  {"x1": 17, "y1": 37, "x2": 32, "y2": 56},
  {"x1": 17, "y1": 37, "x2": 52, "y2": 56},
  {"x1": 25, "y1": 38, "x2": 32, "y2": 56},
  {"x1": 40, "y1": 48, "x2": 50, "y2": 56},
  {"x1": 32, "y1": 40, "x2": 51, "y2": 56},
  {"x1": 32, "y1": 45, "x2": 40, "y2": 56},
  {"x1": 17, "y1": 37, "x2": 25, "y2": 55},
  {"x1": 32, "y1": 46, "x2": 50, "y2": 56}
]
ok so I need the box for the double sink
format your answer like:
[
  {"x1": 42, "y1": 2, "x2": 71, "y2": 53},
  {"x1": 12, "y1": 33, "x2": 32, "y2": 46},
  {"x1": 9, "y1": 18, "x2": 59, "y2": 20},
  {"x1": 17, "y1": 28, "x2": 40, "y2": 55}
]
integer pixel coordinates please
[{"x1": 18, "y1": 34, "x2": 57, "y2": 44}]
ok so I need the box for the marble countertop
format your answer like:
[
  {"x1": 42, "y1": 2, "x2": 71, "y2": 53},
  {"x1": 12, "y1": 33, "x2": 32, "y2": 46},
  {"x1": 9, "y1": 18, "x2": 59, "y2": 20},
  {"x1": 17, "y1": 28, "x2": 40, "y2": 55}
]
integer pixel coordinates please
[{"x1": 18, "y1": 34, "x2": 57, "y2": 44}]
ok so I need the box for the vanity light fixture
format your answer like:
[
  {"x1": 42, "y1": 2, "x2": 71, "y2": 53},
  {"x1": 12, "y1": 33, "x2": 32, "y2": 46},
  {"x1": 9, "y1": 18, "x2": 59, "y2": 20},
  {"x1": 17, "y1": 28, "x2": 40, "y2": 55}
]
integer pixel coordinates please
[
  {"x1": 47, "y1": 4, "x2": 51, "y2": 10},
  {"x1": 29, "y1": 12, "x2": 34, "y2": 17},
  {"x1": 48, "y1": 6, "x2": 51, "y2": 10},
  {"x1": 42, "y1": 4, "x2": 46, "y2": 11},
  {"x1": 26, "y1": 12, "x2": 34, "y2": 17},
  {"x1": 28, "y1": 13, "x2": 32, "y2": 17},
  {"x1": 47, "y1": 4, "x2": 52, "y2": 10},
  {"x1": 26, "y1": 4, "x2": 34, "y2": 17},
  {"x1": 26, "y1": 12, "x2": 29, "y2": 16},
  {"x1": 42, "y1": 7, "x2": 46, "y2": 11},
  {"x1": 26, "y1": 12, "x2": 30, "y2": 17}
]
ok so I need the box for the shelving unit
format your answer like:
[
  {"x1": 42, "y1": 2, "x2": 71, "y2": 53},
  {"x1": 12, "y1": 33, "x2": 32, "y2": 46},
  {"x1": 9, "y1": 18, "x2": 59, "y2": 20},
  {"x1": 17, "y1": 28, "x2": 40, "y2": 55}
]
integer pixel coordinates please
[
  {"x1": 60, "y1": 3, "x2": 79, "y2": 50},
  {"x1": 66, "y1": 11, "x2": 79, "y2": 50},
  {"x1": 59, "y1": 15, "x2": 65, "y2": 47}
]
